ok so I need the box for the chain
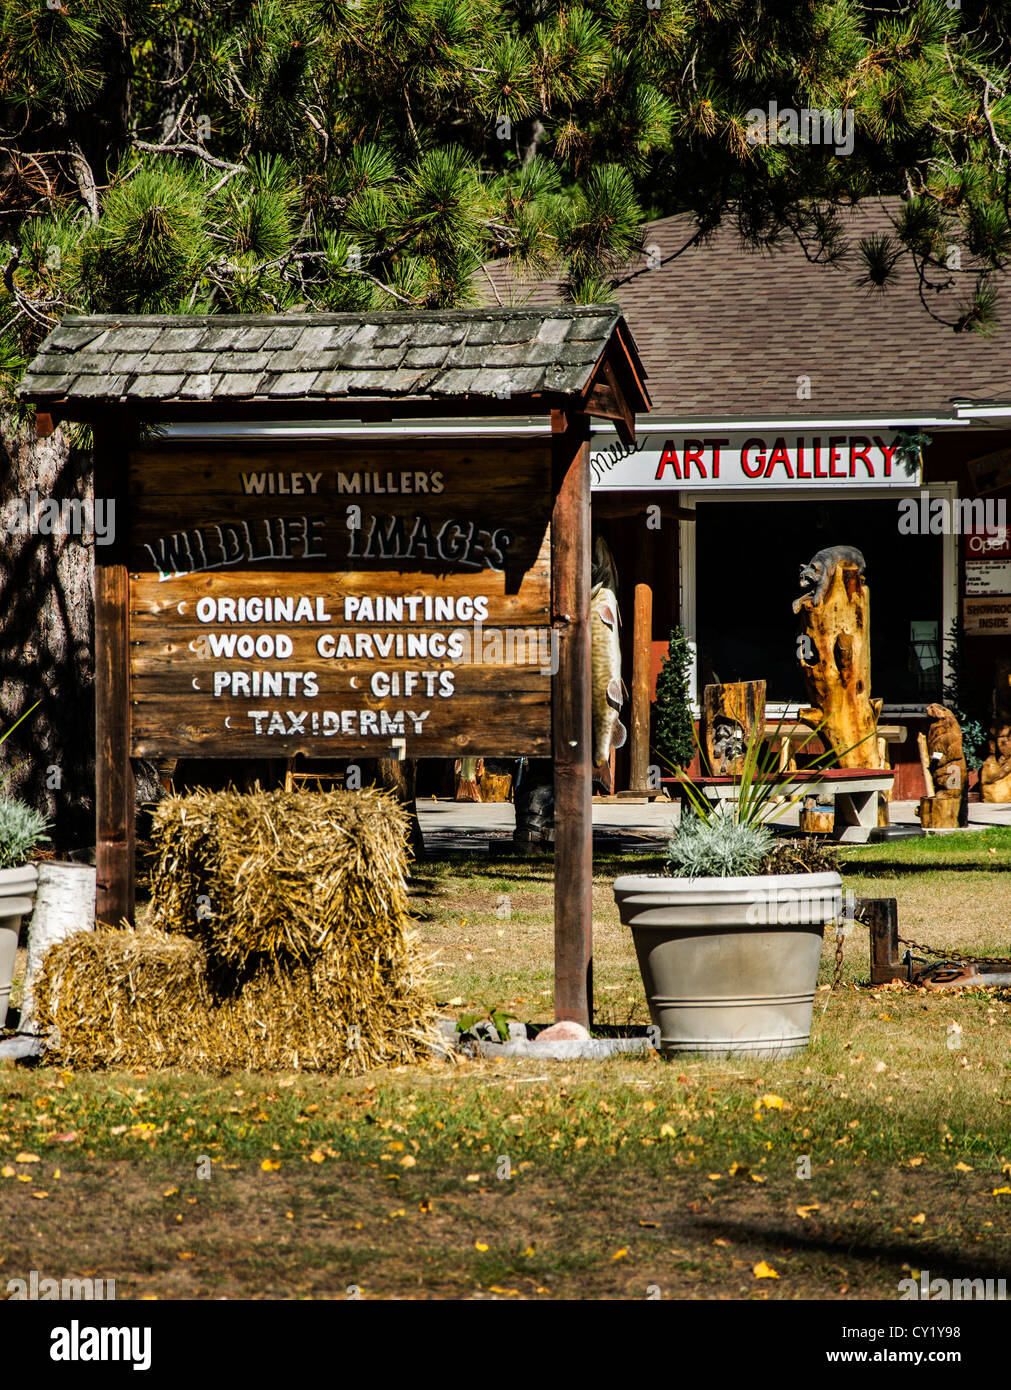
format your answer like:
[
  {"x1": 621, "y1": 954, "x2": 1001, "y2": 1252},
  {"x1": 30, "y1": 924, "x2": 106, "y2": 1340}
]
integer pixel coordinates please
[{"x1": 896, "y1": 934, "x2": 1011, "y2": 970}]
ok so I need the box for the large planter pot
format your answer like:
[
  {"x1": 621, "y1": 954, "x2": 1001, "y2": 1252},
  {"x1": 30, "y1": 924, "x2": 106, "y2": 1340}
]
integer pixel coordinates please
[
  {"x1": 613, "y1": 870, "x2": 842, "y2": 1060},
  {"x1": 0, "y1": 864, "x2": 39, "y2": 1030}
]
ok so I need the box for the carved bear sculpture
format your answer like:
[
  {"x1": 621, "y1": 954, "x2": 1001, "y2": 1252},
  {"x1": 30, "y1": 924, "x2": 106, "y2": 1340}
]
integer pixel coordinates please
[{"x1": 925, "y1": 702, "x2": 966, "y2": 800}]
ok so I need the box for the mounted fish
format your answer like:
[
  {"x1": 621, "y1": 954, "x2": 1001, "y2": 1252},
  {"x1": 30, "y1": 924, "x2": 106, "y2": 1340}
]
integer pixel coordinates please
[{"x1": 590, "y1": 536, "x2": 626, "y2": 774}]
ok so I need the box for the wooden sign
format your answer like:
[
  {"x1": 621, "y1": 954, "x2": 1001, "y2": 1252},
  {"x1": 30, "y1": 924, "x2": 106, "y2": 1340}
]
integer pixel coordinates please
[
  {"x1": 963, "y1": 595, "x2": 1011, "y2": 636},
  {"x1": 128, "y1": 441, "x2": 552, "y2": 757}
]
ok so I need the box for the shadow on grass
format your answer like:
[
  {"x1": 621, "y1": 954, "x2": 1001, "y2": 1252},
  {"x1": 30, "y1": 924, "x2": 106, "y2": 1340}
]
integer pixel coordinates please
[{"x1": 690, "y1": 1211, "x2": 1009, "y2": 1284}]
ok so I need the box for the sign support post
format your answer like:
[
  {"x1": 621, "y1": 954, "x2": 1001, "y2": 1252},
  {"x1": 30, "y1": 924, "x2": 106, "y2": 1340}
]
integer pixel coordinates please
[
  {"x1": 93, "y1": 418, "x2": 135, "y2": 927},
  {"x1": 551, "y1": 409, "x2": 593, "y2": 1027}
]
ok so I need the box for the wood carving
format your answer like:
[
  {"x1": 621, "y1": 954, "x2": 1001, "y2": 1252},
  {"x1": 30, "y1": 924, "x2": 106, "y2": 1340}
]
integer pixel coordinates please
[
  {"x1": 924, "y1": 703, "x2": 966, "y2": 799},
  {"x1": 981, "y1": 660, "x2": 1011, "y2": 803},
  {"x1": 793, "y1": 546, "x2": 884, "y2": 769},
  {"x1": 702, "y1": 681, "x2": 766, "y2": 775},
  {"x1": 455, "y1": 756, "x2": 482, "y2": 801},
  {"x1": 590, "y1": 537, "x2": 626, "y2": 770},
  {"x1": 916, "y1": 703, "x2": 968, "y2": 827}
]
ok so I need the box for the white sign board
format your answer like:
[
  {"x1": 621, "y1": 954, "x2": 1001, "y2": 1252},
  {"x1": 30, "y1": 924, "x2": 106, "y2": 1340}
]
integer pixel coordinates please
[
  {"x1": 590, "y1": 431, "x2": 915, "y2": 491},
  {"x1": 965, "y1": 560, "x2": 1011, "y2": 596}
]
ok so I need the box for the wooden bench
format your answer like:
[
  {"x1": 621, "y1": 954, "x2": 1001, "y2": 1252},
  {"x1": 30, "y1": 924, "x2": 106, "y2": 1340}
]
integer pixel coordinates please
[{"x1": 661, "y1": 767, "x2": 896, "y2": 842}]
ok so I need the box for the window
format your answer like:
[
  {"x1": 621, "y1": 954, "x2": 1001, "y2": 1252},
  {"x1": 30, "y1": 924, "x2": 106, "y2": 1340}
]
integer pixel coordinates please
[{"x1": 692, "y1": 497, "x2": 945, "y2": 706}]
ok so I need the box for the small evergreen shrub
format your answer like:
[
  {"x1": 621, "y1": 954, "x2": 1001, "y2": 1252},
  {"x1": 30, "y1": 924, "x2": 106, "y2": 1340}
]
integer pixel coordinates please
[
  {"x1": 666, "y1": 807, "x2": 773, "y2": 878},
  {"x1": 655, "y1": 625, "x2": 695, "y2": 770},
  {"x1": 0, "y1": 797, "x2": 50, "y2": 870}
]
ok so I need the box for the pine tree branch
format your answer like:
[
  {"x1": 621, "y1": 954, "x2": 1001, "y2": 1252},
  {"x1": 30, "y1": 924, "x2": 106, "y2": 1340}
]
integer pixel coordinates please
[
  {"x1": 1, "y1": 247, "x2": 61, "y2": 329},
  {"x1": 132, "y1": 140, "x2": 246, "y2": 175}
]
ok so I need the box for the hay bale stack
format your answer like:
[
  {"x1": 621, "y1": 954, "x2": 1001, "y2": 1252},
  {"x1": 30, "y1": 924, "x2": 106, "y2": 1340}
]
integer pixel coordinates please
[
  {"x1": 39, "y1": 788, "x2": 437, "y2": 1073},
  {"x1": 148, "y1": 787, "x2": 412, "y2": 965}
]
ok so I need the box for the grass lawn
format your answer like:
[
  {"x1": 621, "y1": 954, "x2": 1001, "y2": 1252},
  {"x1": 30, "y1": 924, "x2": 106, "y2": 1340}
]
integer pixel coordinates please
[{"x1": 1, "y1": 828, "x2": 1009, "y2": 1300}]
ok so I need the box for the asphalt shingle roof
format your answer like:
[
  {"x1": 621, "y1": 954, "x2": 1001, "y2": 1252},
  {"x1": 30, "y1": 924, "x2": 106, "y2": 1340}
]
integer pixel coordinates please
[
  {"x1": 480, "y1": 198, "x2": 1011, "y2": 420},
  {"x1": 19, "y1": 306, "x2": 647, "y2": 409}
]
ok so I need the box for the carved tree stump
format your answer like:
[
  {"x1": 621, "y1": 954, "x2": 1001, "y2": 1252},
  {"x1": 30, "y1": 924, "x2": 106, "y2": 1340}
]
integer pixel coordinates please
[
  {"x1": 702, "y1": 680, "x2": 766, "y2": 775},
  {"x1": 793, "y1": 555, "x2": 883, "y2": 769},
  {"x1": 916, "y1": 795, "x2": 960, "y2": 828}
]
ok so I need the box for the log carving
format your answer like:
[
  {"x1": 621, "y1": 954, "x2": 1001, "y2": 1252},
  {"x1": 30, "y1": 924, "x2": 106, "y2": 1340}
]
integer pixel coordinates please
[
  {"x1": 793, "y1": 546, "x2": 883, "y2": 769},
  {"x1": 924, "y1": 703, "x2": 966, "y2": 800},
  {"x1": 981, "y1": 661, "x2": 1011, "y2": 803},
  {"x1": 702, "y1": 680, "x2": 766, "y2": 775}
]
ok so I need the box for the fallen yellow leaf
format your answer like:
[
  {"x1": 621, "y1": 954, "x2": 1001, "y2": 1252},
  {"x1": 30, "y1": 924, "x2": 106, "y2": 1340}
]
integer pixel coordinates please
[
  {"x1": 612, "y1": 1248, "x2": 628, "y2": 1261},
  {"x1": 659, "y1": 1124, "x2": 677, "y2": 1138},
  {"x1": 707, "y1": 1172, "x2": 722, "y2": 1181},
  {"x1": 14, "y1": 1153, "x2": 39, "y2": 1164},
  {"x1": 992, "y1": 1186, "x2": 1011, "y2": 1196},
  {"x1": 163, "y1": 1188, "x2": 179, "y2": 1198},
  {"x1": 260, "y1": 1159, "x2": 281, "y2": 1172},
  {"x1": 475, "y1": 1240, "x2": 489, "y2": 1251},
  {"x1": 762, "y1": 1095, "x2": 785, "y2": 1110},
  {"x1": 1, "y1": 1166, "x2": 15, "y2": 1179},
  {"x1": 177, "y1": 1252, "x2": 195, "y2": 1261},
  {"x1": 954, "y1": 1162, "x2": 973, "y2": 1173},
  {"x1": 465, "y1": 1174, "x2": 481, "y2": 1183},
  {"x1": 31, "y1": 1191, "x2": 49, "y2": 1200},
  {"x1": 638, "y1": 1220, "x2": 659, "y2": 1228},
  {"x1": 399, "y1": 1155, "x2": 416, "y2": 1168},
  {"x1": 388, "y1": 1141, "x2": 404, "y2": 1153},
  {"x1": 753, "y1": 1261, "x2": 779, "y2": 1279},
  {"x1": 308, "y1": 1150, "x2": 326, "y2": 1164},
  {"x1": 488, "y1": 1286, "x2": 521, "y2": 1296},
  {"x1": 908, "y1": 1157, "x2": 924, "y2": 1167},
  {"x1": 911, "y1": 1213, "x2": 926, "y2": 1224},
  {"x1": 796, "y1": 1205, "x2": 820, "y2": 1219}
]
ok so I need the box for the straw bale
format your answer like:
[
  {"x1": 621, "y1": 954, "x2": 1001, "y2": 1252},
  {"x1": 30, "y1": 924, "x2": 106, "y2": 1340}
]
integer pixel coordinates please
[
  {"x1": 147, "y1": 787, "x2": 413, "y2": 966},
  {"x1": 35, "y1": 925, "x2": 438, "y2": 1073}
]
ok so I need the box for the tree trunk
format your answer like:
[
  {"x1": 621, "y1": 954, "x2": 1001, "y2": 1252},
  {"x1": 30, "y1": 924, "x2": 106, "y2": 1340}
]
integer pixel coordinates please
[
  {"x1": 793, "y1": 558, "x2": 883, "y2": 769},
  {"x1": 0, "y1": 419, "x2": 95, "y2": 848}
]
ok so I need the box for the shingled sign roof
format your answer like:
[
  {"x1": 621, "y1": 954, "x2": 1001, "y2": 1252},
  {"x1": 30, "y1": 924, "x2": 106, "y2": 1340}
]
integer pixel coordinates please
[{"x1": 19, "y1": 306, "x2": 648, "y2": 419}]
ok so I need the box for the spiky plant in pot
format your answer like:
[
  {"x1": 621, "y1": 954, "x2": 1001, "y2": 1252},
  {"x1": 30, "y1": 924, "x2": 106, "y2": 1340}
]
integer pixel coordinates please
[
  {"x1": 0, "y1": 799, "x2": 50, "y2": 870},
  {"x1": 666, "y1": 806, "x2": 773, "y2": 879}
]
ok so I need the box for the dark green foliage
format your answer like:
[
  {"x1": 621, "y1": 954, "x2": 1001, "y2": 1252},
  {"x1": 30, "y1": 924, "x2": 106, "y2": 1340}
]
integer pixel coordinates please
[
  {"x1": 654, "y1": 625, "x2": 695, "y2": 771},
  {"x1": 6, "y1": 0, "x2": 1011, "y2": 396}
]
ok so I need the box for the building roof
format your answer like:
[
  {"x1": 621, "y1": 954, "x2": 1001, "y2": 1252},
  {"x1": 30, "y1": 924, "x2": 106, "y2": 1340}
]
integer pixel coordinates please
[
  {"x1": 480, "y1": 198, "x2": 1011, "y2": 422},
  {"x1": 18, "y1": 306, "x2": 649, "y2": 421}
]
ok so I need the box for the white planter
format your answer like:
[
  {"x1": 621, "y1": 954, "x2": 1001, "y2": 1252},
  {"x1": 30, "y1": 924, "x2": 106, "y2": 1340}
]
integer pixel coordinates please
[
  {"x1": 613, "y1": 870, "x2": 843, "y2": 1060},
  {"x1": 0, "y1": 864, "x2": 39, "y2": 1030}
]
